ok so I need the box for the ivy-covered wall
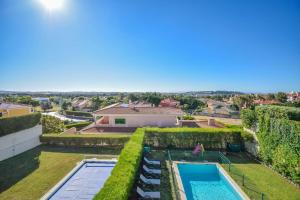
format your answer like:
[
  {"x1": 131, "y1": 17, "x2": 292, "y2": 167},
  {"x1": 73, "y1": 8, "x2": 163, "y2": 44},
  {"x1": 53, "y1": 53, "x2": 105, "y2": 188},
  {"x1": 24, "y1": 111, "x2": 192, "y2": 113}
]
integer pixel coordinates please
[{"x1": 242, "y1": 105, "x2": 300, "y2": 184}]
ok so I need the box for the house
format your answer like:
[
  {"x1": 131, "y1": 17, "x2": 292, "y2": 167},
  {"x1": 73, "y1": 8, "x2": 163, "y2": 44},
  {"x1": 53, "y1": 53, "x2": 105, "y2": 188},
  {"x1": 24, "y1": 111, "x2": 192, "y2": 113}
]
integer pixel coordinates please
[
  {"x1": 71, "y1": 97, "x2": 92, "y2": 111},
  {"x1": 287, "y1": 92, "x2": 300, "y2": 102},
  {"x1": 159, "y1": 98, "x2": 180, "y2": 108},
  {"x1": 253, "y1": 99, "x2": 279, "y2": 105},
  {"x1": 92, "y1": 103, "x2": 184, "y2": 128},
  {"x1": 0, "y1": 103, "x2": 32, "y2": 118}
]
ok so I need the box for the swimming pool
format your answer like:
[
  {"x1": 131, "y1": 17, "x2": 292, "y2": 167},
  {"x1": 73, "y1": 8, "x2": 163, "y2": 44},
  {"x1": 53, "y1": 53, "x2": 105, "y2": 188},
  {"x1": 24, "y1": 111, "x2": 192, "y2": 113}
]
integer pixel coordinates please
[
  {"x1": 174, "y1": 162, "x2": 249, "y2": 200},
  {"x1": 41, "y1": 160, "x2": 116, "y2": 200}
]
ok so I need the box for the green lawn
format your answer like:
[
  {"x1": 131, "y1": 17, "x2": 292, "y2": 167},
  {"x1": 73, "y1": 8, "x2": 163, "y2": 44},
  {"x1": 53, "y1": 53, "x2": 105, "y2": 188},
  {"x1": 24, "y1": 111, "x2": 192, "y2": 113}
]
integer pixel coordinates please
[
  {"x1": 224, "y1": 153, "x2": 300, "y2": 200},
  {"x1": 0, "y1": 145, "x2": 120, "y2": 200},
  {"x1": 147, "y1": 150, "x2": 300, "y2": 200}
]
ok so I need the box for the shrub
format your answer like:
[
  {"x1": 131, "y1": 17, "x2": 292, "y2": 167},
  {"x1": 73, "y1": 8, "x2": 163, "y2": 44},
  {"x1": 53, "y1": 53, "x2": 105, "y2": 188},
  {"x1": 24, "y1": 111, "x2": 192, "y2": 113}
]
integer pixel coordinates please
[
  {"x1": 94, "y1": 128, "x2": 145, "y2": 200},
  {"x1": 182, "y1": 115, "x2": 195, "y2": 120},
  {"x1": 40, "y1": 134, "x2": 130, "y2": 147},
  {"x1": 42, "y1": 115, "x2": 64, "y2": 134},
  {"x1": 64, "y1": 110, "x2": 93, "y2": 118},
  {"x1": 144, "y1": 127, "x2": 242, "y2": 149},
  {"x1": 65, "y1": 121, "x2": 92, "y2": 130},
  {"x1": 0, "y1": 113, "x2": 41, "y2": 137},
  {"x1": 240, "y1": 109, "x2": 257, "y2": 129}
]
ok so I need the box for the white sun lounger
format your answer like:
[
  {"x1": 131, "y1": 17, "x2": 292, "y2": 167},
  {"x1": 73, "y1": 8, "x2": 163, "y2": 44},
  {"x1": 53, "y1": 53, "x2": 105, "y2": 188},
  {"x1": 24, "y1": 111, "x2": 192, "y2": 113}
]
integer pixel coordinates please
[
  {"x1": 137, "y1": 187, "x2": 160, "y2": 199},
  {"x1": 143, "y1": 165, "x2": 161, "y2": 174},
  {"x1": 140, "y1": 174, "x2": 160, "y2": 185},
  {"x1": 144, "y1": 157, "x2": 161, "y2": 165}
]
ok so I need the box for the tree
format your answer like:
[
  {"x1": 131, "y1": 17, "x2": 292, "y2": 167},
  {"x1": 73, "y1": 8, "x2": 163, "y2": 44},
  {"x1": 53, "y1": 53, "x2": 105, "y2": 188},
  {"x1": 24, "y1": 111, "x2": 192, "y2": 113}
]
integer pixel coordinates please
[
  {"x1": 61, "y1": 101, "x2": 71, "y2": 110},
  {"x1": 266, "y1": 93, "x2": 275, "y2": 100},
  {"x1": 147, "y1": 95, "x2": 162, "y2": 107},
  {"x1": 128, "y1": 93, "x2": 139, "y2": 102},
  {"x1": 42, "y1": 115, "x2": 64, "y2": 134},
  {"x1": 275, "y1": 92, "x2": 287, "y2": 103},
  {"x1": 91, "y1": 96, "x2": 103, "y2": 111}
]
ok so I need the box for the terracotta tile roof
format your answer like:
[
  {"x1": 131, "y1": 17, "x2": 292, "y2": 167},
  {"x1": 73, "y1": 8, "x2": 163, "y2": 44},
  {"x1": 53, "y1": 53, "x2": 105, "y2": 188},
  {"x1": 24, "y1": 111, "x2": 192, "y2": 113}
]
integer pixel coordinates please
[
  {"x1": 0, "y1": 103, "x2": 30, "y2": 109},
  {"x1": 93, "y1": 106, "x2": 184, "y2": 115}
]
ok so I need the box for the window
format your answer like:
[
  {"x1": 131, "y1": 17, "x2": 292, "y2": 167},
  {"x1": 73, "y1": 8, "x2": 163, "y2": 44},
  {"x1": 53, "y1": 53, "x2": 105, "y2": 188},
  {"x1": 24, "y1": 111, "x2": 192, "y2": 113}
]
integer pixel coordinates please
[
  {"x1": 0, "y1": 112, "x2": 2, "y2": 117},
  {"x1": 115, "y1": 118, "x2": 126, "y2": 124}
]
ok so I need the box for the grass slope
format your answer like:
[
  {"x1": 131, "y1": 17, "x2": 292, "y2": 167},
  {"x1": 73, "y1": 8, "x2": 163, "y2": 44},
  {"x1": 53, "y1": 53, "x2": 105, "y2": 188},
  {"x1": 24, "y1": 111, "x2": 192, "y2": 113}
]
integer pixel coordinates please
[{"x1": 0, "y1": 145, "x2": 120, "y2": 200}]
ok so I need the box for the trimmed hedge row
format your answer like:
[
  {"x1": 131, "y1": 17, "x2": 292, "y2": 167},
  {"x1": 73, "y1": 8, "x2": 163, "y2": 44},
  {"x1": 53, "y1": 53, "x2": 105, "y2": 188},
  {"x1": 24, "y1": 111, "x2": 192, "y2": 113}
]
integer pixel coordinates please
[
  {"x1": 256, "y1": 105, "x2": 300, "y2": 121},
  {"x1": 0, "y1": 113, "x2": 41, "y2": 137},
  {"x1": 64, "y1": 110, "x2": 93, "y2": 117},
  {"x1": 65, "y1": 121, "x2": 92, "y2": 130},
  {"x1": 144, "y1": 127, "x2": 242, "y2": 149},
  {"x1": 40, "y1": 134, "x2": 130, "y2": 147},
  {"x1": 94, "y1": 128, "x2": 145, "y2": 200}
]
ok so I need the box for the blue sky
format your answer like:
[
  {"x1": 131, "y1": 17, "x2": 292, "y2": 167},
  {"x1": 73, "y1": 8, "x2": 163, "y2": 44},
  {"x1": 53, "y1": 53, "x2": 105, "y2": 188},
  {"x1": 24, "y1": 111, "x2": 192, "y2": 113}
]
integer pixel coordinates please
[{"x1": 0, "y1": 0, "x2": 299, "y2": 92}]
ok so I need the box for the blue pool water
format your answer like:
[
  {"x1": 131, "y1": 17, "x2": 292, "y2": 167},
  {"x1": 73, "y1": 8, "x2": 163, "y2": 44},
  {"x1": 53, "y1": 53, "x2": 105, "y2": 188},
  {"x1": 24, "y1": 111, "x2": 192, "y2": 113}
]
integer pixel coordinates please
[
  {"x1": 48, "y1": 161, "x2": 115, "y2": 200},
  {"x1": 177, "y1": 163, "x2": 244, "y2": 200}
]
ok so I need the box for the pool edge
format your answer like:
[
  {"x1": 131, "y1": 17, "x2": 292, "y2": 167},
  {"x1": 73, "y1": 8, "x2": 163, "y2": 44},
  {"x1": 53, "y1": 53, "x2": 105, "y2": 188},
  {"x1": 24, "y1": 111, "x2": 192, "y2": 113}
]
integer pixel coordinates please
[
  {"x1": 172, "y1": 161, "x2": 250, "y2": 200},
  {"x1": 40, "y1": 159, "x2": 117, "y2": 200}
]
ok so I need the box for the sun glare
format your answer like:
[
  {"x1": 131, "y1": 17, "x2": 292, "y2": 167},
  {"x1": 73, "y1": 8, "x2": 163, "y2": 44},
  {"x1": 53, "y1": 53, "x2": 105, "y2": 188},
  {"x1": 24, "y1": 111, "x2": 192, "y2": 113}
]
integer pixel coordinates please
[{"x1": 39, "y1": 0, "x2": 65, "y2": 12}]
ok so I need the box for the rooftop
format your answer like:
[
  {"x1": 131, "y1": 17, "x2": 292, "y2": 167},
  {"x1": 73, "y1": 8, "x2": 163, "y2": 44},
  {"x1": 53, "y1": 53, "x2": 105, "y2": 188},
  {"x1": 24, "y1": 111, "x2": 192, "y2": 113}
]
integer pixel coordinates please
[
  {"x1": 0, "y1": 103, "x2": 31, "y2": 110},
  {"x1": 93, "y1": 104, "x2": 184, "y2": 115}
]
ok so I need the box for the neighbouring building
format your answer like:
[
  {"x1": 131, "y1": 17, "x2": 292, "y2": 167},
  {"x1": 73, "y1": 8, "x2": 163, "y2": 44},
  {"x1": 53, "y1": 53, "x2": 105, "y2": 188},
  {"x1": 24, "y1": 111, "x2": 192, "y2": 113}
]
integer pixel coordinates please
[
  {"x1": 159, "y1": 98, "x2": 180, "y2": 108},
  {"x1": 71, "y1": 97, "x2": 92, "y2": 112},
  {"x1": 253, "y1": 99, "x2": 280, "y2": 105},
  {"x1": 287, "y1": 92, "x2": 300, "y2": 102},
  {"x1": 0, "y1": 103, "x2": 32, "y2": 118},
  {"x1": 92, "y1": 103, "x2": 184, "y2": 128}
]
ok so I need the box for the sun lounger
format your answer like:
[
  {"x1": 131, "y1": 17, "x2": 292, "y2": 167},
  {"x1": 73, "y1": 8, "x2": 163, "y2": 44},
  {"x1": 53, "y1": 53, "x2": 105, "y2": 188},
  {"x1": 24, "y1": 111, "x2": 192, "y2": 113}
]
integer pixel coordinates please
[
  {"x1": 140, "y1": 174, "x2": 160, "y2": 185},
  {"x1": 144, "y1": 157, "x2": 161, "y2": 165},
  {"x1": 143, "y1": 165, "x2": 161, "y2": 174},
  {"x1": 137, "y1": 187, "x2": 160, "y2": 199}
]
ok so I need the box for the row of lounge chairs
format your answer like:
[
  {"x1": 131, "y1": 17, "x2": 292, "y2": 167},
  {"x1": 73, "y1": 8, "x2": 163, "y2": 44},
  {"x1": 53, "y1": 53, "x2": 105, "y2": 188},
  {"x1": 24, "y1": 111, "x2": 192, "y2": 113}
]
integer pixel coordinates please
[{"x1": 136, "y1": 157, "x2": 161, "y2": 199}]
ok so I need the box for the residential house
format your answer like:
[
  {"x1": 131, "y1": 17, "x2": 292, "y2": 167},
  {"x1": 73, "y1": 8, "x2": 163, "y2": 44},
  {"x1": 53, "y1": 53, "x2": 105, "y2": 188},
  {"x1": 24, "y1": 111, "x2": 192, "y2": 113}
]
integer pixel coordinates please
[
  {"x1": 0, "y1": 103, "x2": 32, "y2": 117},
  {"x1": 71, "y1": 97, "x2": 92, "y2": 112},
  {"x1": 92, "y1": 103, "x2": 184, "y2": 128},
  {"x1": 159, "y1": 98, "x2": 180, "y2": 108},
  {"x1": 287, "y1": 92, "x2": 300, "y2": 102}
]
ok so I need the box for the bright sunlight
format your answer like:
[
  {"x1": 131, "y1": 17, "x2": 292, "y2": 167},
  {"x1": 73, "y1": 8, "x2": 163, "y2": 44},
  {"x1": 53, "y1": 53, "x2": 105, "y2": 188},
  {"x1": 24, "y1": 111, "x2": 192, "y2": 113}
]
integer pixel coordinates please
[{"x1": 39, "y1": 0, "x2": 65, "y2": 12}]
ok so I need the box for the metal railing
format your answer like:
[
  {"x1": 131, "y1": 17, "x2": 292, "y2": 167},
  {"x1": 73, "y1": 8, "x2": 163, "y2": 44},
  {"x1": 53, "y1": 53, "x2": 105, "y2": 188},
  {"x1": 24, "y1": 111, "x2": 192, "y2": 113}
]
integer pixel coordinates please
[{"x1": 167, "y1": 150, "x2": 181, "y2": 200}]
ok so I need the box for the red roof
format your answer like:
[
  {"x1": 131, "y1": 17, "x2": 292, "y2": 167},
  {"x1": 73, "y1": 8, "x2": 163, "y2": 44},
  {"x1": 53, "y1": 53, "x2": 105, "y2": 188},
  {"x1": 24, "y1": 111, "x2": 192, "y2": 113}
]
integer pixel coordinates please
[{"x1": 93, "y1": 106, "x2": 184, "y2": 115}]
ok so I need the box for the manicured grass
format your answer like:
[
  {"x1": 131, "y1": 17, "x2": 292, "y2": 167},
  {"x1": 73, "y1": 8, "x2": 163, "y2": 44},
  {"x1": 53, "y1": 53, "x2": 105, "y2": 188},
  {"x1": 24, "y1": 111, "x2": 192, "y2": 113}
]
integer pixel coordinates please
[
  {"x1": 224, "y1": 153, "x2": 300, "y2": 200},
  {"x1": 0, "y1": 145, "x2": 120, "y2": 200}
]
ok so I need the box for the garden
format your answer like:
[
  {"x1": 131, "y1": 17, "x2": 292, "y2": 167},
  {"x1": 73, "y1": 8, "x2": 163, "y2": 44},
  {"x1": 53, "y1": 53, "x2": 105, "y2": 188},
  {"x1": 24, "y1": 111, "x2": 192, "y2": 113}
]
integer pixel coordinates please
[{"x1": 0, "y1": 106, "x2": 300, "y2": 200}]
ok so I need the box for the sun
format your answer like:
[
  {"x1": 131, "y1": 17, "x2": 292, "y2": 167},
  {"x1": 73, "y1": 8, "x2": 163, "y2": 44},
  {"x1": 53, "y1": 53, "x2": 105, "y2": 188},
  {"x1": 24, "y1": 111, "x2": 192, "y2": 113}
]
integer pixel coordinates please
[{"x1": 39, "y1": 0, "x2": 65, "y2": 12}]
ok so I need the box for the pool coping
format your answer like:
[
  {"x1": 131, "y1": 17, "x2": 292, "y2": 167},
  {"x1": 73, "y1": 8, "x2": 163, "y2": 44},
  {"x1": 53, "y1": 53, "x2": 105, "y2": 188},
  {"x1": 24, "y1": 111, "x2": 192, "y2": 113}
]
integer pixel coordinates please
[
  {"x1": 40, "y1": 158, "x2": 117, "y2": 200},
  {"x1": 172, "y1": 161, "x2": 250, "y2": 200}
]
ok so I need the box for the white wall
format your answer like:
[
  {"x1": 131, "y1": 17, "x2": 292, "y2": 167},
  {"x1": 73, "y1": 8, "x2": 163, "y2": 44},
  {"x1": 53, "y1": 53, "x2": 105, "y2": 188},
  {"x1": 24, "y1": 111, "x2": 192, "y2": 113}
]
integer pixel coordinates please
[
  {"x1": 0, "y1": 125, "x2": 42, "y2": 161},
  {"x1": 108, "y1": 115, "x2": 178, "y2": 127}
]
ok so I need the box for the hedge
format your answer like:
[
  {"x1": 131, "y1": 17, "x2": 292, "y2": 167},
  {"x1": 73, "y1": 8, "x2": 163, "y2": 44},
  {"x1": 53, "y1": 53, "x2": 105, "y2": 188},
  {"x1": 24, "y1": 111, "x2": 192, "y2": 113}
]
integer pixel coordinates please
[
  {"x1": 64, "y1": 110, "x2": 93, "y2": 118},
  {"x1": 65, "y1": 121, "x2": 92, "y2": 130},
  {"x1": 0, "y1": 113, "x2": 41, "y2": 137},
  {"x1": 240, "y1": 109, "x2": 257, "y2": 129},
  {"x1": 243, "y1": 105, "x2": 300, "y2": 184},
  {"x1": 40, "y1": 134, "x2": 130, "y2": 147},
  {"x1": 144, "y1": 127, "x2": 242, "y2": 149},
  {"x1": 256, "y1": 105, "x2": 300, "y2": 121},
  {"x1": 94, "y1": 128, "x2": 145, "y2": 200}
]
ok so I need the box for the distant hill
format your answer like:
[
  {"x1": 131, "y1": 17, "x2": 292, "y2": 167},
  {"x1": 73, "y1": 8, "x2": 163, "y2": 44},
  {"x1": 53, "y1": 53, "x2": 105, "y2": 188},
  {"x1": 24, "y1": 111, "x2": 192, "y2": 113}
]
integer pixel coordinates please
[{"x1": 0, "y1": 90, "x2": 244, "y2": 97}]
